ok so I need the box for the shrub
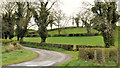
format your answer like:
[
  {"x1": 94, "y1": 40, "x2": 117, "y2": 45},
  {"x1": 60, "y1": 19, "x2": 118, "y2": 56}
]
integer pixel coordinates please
[
  {"x1": 5, "y1": 44, "x2": 15, "y2": 52},
  {"x1": 2, "y1": 39, "x2": 19, "y2": 45},
  {"x1": 32, "y1": 34, "x2": 39, "y2": 37},
  {"x1": 69, "y1": 34, "x2": 74, "y2": 36},
  {"x1": 61, "y1": 45, "x2": 73, "y2": 51},
  {"x1": 48, "y1": 35, "x2": 51, "y2": 37},
  {"x1": 11, "y1": 41, "x2": 19, "y2": 45},
  {"x1": 20, "y1": 41, "x2": 74, "y2": 51},
  {"x1": 68, "y1": 33, "x2": 99, "y2": 37},
  {"x1": 26, "y1": 34, "x2": 39, "y2": 37},
  {"x1": 2, "y1": 39, "x2": 12, "y2": 44},
  {"x1": 79, "y1": 48, "x2": 117, "y2": 63},
  {"x1": 53, "y1": 34, "x2": 58, "y2": 37},
  {"x1": 15, "y1": 43, "x2": 23, "y2": 49},
  {"x1": 76, "y1": 45, "x2": 103, "y2": 51}
]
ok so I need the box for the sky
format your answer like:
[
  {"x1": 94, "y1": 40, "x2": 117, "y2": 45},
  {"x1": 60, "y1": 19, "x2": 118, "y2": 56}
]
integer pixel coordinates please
[{"x1": 0, "y1": 0, "x2": 119, "y2": 30}]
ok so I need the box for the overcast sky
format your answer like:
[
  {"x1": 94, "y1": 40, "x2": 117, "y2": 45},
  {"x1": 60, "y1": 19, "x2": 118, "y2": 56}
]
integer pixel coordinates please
[{"x1": 0, "y1": 0, "x2": 119, "y2": 30}]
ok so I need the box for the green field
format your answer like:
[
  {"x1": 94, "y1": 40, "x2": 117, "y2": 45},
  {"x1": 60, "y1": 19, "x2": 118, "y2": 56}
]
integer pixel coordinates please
[
  {"x1": 28, "y1": 27, "x2": 99, "y2": 36},
  {"x1": 25, "y1": 27, "x2": 120, "y2": 47},
  {"x1": 48, "y1": 28, "x2": 99, "y2": 36},
  {"x1": 1, "y1": 45, "x2": 38, "y2": 66},
  {"x1": 13, "y1": 36, "x2": 105, "y2": 46}
]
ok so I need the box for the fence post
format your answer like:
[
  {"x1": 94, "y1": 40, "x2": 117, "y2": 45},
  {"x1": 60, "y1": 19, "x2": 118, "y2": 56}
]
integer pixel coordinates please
[
  {"x1": 117, "y1": 47, "x2": 120, "y2": 66},
  {"x1": 102, "y1": 49, "x2": 106, "y2": 66},
  {"x1": 94, "y1": 50, "x2": 97, "y2": 62}
]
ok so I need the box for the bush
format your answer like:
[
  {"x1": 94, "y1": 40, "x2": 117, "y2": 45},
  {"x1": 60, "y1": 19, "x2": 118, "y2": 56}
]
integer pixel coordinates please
[
  {"x1": 26, "y1": 34, "x2": 39, "y2": 37},
  {"x1": 69, "y1": 33, "x2": 100, "y2": 37},
  {"x1": 15, "y1": 43, "x2": 23, "y2": 49},
  {"x1": 32, "y1": 34, "x2": 39, "y2": 37},
  {"x1": 48, "y1": 34, "x2": 51, "y2": 37},
  {"x1": 5, "y1": 44, "x2": 15, "y2": 52},
  {"x1": 2, "y1": 39, "x2": 19, "y2": 45},
  {"x1": 76, "y1": 45, "x2": 103, "y2": 51},
  {"x1": 79, "y1": 48, "x2": 117, "y2": 63},
  {"x1": 20, "y1": 41, "x2": 74, "y2": 51},
  {"x1": 2, "y1": 39, "x2": 12, "y2": 44}
]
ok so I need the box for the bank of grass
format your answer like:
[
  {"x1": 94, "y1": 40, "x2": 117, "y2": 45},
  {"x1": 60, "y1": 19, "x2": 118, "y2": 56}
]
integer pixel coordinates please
[
  {"x1": 1, "y1": 45, "x2": 38, "y2": 66},
  {"x1": 13, "y1": 36, "x2": 105, "y2": 46}
]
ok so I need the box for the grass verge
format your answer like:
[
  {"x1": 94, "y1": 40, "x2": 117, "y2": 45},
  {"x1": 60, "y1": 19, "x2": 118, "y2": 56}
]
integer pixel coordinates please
[{"x1": 1, "y1": 45, "x2": 38, "y2": 66}]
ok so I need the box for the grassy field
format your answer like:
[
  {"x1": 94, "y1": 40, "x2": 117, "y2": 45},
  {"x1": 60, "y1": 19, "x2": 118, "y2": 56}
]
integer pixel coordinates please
[
  {"x1": 13, "y1": 36, "x2": 105, "y2": 46},
  {"x1": 28, "y1": 27, "x2": 99, "y2": 36},
  {"x1": 48, "y1": 28, "x2": 99, "y2": 36},
  {"x1": 1, "y1": 45, "x2": 38, "y2": 66},
  {"x1": 26, "y1": 27, "x2": 119, "y2": 47}
]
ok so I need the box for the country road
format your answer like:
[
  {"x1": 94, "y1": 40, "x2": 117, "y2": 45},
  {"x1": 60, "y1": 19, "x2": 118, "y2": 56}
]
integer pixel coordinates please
[{"x1": 9, "y1": 47, "x2": 73, "y2": 66}]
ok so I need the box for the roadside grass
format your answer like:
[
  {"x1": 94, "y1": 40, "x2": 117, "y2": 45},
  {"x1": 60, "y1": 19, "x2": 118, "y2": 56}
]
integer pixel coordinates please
[
  {"x1": 48, "y1": 28, "x2": 99, "y2": 36},
  {"x1": 13, "y1": 36, "x2": 105, "y2": 46},
  {"x1": 1, "y1": 45, "x2": 38, "y2": 66}
]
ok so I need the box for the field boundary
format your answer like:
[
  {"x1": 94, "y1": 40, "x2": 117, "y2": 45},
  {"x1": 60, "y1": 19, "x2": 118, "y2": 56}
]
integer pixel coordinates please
[{"x1": 20, "y1": 41, "x2": 104, "y2": 51}]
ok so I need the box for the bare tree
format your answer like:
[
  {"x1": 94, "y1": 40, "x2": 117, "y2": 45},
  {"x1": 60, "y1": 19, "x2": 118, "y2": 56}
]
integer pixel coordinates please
[
  {"x1": 79, "y1": 8, "x2": 94, "y2": 33},
  {"x1": 53, "y1": 9, "x2": 65, "y2": 35},
  {"x1": 72, "y1": 15, "x2": 80, "y2": 27}
]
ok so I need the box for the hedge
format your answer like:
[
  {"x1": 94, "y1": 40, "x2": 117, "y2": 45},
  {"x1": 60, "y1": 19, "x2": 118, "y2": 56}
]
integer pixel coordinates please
[
  {"x1": 75, "y1": 45, "x2": 104, "y2": 51},
  {"x1": 26, "y1": 34, "x2": 39, "y2": 37},
  {"x1": 2, "y1": 39, "x2": 19, "y2": 45},
  {"x1": 79, "y1": 48, "x2": 117, "y2": 64},
  {"x1": 20, "y1": 41, "x2": 74, "y2": 51},
  {"x1": 20, "y1": 41, "x2": 105, "y2": 51},
  {"x1": 47, "y1": 26, "x2": 77, "y2": 31},
  {"x1": 50, "y1": 33, "x2": 99, "y2": 37},
  {"x1": 69, "y1": 33, "x2": 100, "y2": 37},
  {"x1": 25, "y1": 33, "x2": 100, "y2": 37}
]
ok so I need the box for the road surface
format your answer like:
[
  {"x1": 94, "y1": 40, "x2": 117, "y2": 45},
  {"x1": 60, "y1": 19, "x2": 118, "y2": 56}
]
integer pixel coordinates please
[{"x1": 10, "y1": 47, "x2": 73, "y2": 66}]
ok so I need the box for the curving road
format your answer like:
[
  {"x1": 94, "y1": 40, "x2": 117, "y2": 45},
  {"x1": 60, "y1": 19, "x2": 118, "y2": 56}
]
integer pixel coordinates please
[{"x1": 10, "y1": 47, "x2": 73, "y2": 66}]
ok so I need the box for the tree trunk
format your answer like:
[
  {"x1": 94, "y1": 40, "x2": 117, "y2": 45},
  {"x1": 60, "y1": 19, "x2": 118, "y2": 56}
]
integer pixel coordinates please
[
  {"x1": 2, "y1": 34, "x2": 4, "y2": 39},
  {"x1": 5, "y1": 34, "x2": 7, "y2": 39},
  {"x1": 41, "y1": 37, "x2": 46, "y2": 43},
  {"x1": 20, "y1": 37, "x2": 24, "y2": 42},
  {"x1": 58, "y1": 29, "x2": 61, "y2": 36},
  {"x1": 76, "y1": 23, "x2": 79, "y2": 27},
  {"x1": 51, "y1": 27, "x2": 52, "y2": 30},
  {"x1": 9, "y1": 35, "x2": 14, "y2": 39},
  {"x1": 86, "y1": 25, "x2": 91, "y2": 34},
  {"x1": 17, "y1": 36, "x2": 20, "y2": 41},
  {"x1": 58, "y1": 25, "x2": 61, "y2": 36},
  {"x1": 102, "y1": 32, "x2": 110, "y2": 48}
]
